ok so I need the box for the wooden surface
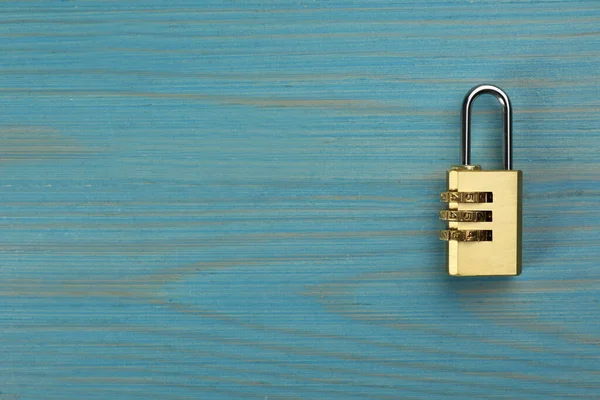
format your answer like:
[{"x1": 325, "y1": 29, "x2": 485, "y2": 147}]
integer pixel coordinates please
[{"x1": 1, "y1": 1, "x2": 600, "y2": 399}]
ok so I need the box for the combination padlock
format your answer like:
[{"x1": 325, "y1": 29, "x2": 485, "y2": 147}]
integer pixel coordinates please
[{"x1": 440, "y1": 85, "x2": 522, "y2": 276}]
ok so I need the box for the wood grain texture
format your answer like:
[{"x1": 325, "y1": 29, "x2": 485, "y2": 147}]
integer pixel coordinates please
[{"x1": 1, "y1": 1, "x2": 599, "y2": 399}]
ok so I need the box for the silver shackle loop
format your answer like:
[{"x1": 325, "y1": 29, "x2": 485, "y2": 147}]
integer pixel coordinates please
[{"x1": 461, "y1": 84, "x2": 513, "y2": 170}]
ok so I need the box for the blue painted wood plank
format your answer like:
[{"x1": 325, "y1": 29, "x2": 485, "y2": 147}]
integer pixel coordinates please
[{"x1": 1, "y1": 1, "x2": 599, "y2": 399}]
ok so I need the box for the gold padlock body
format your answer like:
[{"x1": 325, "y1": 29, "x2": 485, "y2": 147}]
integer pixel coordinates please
[{"x1": 444, "y1": 166, "x2": 522, "y2": 276}]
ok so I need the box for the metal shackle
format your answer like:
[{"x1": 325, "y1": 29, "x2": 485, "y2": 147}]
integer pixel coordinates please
[{"x1": 461, "y1": 84, "x2": 513, "y2": 170}]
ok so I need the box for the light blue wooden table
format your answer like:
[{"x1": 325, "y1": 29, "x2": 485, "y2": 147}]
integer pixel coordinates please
[{"x1": 1, "y1": 1, "x2": 599, "y2": 399}]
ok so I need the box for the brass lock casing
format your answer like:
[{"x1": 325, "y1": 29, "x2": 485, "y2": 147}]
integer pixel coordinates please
[
  {"x1": 441, "y1": 165, "x2": 522, "y2": 276},
  {"x1": 440, "y1": 85, "x2": 523, "y2": 276}
]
